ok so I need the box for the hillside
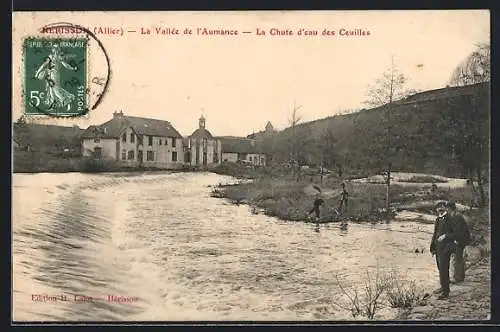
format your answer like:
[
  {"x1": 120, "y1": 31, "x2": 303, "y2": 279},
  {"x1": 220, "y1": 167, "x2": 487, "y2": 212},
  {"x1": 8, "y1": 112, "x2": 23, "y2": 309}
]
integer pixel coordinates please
[
  {"x1": 13, "y1": 123, "x2": 84, "y2": 172},
  {"x1": 266, "y1": 82, "x2": 490, "y2": 178}
]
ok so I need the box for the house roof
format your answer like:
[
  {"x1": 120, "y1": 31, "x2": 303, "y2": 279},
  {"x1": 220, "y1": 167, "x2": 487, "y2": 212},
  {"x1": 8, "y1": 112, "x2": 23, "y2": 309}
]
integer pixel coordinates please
[
  {"x1": 218, "y1": 137, "x2": 264, "y2": 154},
  {"x1": 81, "y1": 115, "x2": 183, "y2": 139},
  {"x1": 190, "y1": 128, "x2": 214, "y2": 140}
]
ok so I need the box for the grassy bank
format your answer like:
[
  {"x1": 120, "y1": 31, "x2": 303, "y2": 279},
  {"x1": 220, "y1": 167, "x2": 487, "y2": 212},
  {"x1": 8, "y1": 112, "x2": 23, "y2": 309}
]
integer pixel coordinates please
[
  {"x1": 211, "y1": 161, "x2": 490, "y2": 224},
  {"x1": 212, "y1": 176, "x2": 483, "y2": 224}
]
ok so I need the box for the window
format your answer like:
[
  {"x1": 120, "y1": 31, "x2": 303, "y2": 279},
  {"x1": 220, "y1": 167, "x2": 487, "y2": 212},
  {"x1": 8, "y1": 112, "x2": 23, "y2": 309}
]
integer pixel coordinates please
[
  {"x1": 159, "y1": 139, "x2": 162, "y2": 146},
  {"x1": 148, "y1": 136, "x2": 153, "y2": 146},
  {"x1": 94, "y1": 138, "x2": 100, "y2": 143},
  {"x1": 172, "y1": 138, "x2": 176, "y2": 147},
  {"x1": 127, "y1": 150, "x2": 135, "y2": 160},
  {"x1": 93, "y1": 147, "x2": 102, "y2": 159},
  {"x1": 121, "y1": 149, "x2": 126, "y2": 160},
  {"x1": 147, "y1": 151, "x2": 154, "y2": 161},
  {"x1": 130, "y1": 133, "x2": 135, "y2": 143},
  {"x1": 172, "y1": 151, "x2": 177, "y2": 162},
  {"x1": 249, "y1": 156, "x2": 253, "y2": 162},
  {"x1": 122, "y1": 133, "x2": 127, "y2": 143}
]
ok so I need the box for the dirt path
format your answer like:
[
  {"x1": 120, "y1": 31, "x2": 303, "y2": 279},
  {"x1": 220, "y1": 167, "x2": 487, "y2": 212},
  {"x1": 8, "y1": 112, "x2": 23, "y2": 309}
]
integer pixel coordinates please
[{"x1": 397, "y1": 256, "x2": 490, "y2": 320}]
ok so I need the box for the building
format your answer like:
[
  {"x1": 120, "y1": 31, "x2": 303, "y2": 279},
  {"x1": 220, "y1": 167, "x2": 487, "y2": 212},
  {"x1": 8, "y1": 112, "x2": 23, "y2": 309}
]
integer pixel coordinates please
[
  {"x1": 219, "y1": 136, "x2": 266, "y2": 166},
  {"x1": 246, "y1": 121, "x2": 277, "y2": 140},
  {"x1": 80, "y1": 111, "x2": 184, "y2": 169},
  {"x1": 186, "y1": 115, "x2": 222, "y2": 167}
]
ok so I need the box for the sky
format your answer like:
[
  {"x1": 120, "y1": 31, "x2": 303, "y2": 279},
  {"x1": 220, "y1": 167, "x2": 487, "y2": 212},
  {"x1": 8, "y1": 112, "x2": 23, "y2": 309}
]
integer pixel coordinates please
[{"x1": 12, "y1": 10, "x2": 490, "y2": 137}]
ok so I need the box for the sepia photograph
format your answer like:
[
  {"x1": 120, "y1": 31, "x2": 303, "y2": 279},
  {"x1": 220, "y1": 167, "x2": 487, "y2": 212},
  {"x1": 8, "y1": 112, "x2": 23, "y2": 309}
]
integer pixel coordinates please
[{"x1": 11, "y1": 10, "x2": 490, "y2": 322}]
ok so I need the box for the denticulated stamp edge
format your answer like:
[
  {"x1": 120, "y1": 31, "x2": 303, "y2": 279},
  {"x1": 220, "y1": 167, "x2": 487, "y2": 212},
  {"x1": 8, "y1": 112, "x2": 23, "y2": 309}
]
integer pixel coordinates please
[{"x1": 21, "y1": 35, "x2": 91, "y2": 119}]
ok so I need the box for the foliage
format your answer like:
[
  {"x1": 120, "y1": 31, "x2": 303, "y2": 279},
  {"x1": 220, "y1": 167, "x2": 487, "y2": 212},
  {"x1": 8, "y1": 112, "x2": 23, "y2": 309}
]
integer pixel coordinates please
[
  {"x1": 364, "y1": 61, "x2": 417, "y2": 108},
  {"x1": 77, "y1": 156, "x2": 122, "y2": 173},
  {"x1": 384, "y1": 272, "x2": 424, "y2": 309},
  {"x1": 444, "y1": 44, "x2": 490, "y2": 206},
  {"x1": 449, "y1": 43, "x2": 490, "y2": 87},
  {"x1": 335, "y1": 269, "x2": 389, "y2": 319},
  {"x1": 335, "y1": 269, "x2": 425, "y2": 319},
  {"x1": 264, "y1": 83, "x2": 489, "y2": 179}
]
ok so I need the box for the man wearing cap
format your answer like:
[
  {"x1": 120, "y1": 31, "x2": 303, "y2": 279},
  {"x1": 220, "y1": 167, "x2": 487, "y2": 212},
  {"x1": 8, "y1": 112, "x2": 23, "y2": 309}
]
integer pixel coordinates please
[{"x1": 429, "y1": 201, "x2": 471, "y2": 299}]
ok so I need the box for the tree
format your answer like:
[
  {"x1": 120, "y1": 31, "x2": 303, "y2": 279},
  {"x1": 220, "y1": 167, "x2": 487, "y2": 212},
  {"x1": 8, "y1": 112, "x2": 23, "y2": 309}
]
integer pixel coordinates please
[
  {"x1": 14, "y1": 115, "x2": 32, "y2": 151},
  {"x1": 449, "y1": 43, "x2": 490, "y2": 87},
  {"x1": 288, "y1": 101, "x2": 302, "y2": 180},
  {"x1": 364, "y1": 58, "x2": 414, "y2": 213},
  {"x1": 447, "y1": 43, "x2": 490, "y2": 207}
]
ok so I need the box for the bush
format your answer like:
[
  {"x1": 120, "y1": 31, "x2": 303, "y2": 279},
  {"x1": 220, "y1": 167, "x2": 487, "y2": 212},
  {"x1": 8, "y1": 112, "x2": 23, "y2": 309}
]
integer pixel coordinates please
[
  {"x1": 335, "y1": 269, "x2": 425, "y2": 319},
  {"x1": 77, "y1": 157, "x2": 122, "y2": 173},
  {"x1": 335, "y1": 269, "x2": 388, "y2": 319},
  {"x1": 384, "y1": 273, "x2": 424, "y2": 309}
]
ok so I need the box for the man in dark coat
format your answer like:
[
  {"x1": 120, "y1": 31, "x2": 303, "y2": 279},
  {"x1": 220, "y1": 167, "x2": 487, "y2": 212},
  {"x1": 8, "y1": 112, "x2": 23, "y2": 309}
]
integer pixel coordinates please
[
  {"x1": 430, "y1": 201, "x2": 471, "y2": 299},
  {"x1": 309, "y1": 196, "x2": 325, "y2": 220}
]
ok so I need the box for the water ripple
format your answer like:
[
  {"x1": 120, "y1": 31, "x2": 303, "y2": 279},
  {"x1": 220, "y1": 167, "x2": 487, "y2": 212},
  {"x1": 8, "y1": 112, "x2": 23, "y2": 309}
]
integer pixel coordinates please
[{"x1": 13, "y1": 172, "x2": 438, "y2": 321}]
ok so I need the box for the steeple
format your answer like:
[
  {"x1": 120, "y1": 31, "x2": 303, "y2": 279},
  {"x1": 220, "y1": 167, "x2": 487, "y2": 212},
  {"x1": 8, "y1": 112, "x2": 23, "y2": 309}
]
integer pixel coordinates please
[
  {"x1": 265, "y1": 121, "x2": 274, "y2": 133},
  {"x1": 199, "y1": 115, "x2": 206, "y2": 129}
]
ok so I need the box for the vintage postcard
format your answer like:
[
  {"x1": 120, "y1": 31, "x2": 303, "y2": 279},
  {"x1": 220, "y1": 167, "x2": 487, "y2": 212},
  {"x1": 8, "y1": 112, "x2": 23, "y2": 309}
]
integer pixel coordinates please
[{"x1": 12, "y1": 10, "x2": 491, "y2": 322}]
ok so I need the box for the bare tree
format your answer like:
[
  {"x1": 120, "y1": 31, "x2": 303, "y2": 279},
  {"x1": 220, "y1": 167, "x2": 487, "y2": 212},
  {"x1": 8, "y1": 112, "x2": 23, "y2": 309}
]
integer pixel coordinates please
[
  {"x1": 447, "y1": 43, "x2": 490, "y2": 207},
  {"x1": 364, "y1": 58, "x2": 415, "y2": 213},
  {"x1": 288, "y1": 101, "x2": 302, "y2": 180}
]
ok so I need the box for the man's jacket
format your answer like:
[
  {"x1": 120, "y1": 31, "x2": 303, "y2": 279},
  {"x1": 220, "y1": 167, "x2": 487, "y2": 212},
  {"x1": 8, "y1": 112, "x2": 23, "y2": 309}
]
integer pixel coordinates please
[{"x1": 430, "y1": 213, "x2": 471, "y2": 254}]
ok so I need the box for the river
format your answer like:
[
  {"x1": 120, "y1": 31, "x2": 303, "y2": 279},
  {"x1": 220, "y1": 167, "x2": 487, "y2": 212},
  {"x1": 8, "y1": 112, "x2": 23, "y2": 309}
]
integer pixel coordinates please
[{"x1": 12, "y1": 172, "x2": 439, "y2": 321}]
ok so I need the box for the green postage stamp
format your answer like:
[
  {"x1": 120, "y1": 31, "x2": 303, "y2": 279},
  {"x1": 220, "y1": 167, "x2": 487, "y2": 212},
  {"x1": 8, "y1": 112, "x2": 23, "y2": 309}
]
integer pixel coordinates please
[{"x1": 23, "y1": 38, "x2": 88, "y2": 117}]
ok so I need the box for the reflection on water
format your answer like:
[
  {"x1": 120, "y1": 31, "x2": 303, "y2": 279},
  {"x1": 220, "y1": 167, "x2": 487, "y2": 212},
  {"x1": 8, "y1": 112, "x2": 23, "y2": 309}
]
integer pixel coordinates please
[{"x1": 13, "y1": 172, "x2": 438, "y2": 321}]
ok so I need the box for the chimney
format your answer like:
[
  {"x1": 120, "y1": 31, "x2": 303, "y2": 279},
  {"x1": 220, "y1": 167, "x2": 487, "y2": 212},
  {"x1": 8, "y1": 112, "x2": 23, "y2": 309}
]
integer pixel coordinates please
[{"x1": 113, "y1": 110, "x2": 124, "y2": 119}]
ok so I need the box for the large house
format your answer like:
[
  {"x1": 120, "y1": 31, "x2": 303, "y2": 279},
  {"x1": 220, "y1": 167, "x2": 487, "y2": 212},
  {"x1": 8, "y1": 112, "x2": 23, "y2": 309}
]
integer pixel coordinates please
[
  {"x1": 219, "y1": 136, "x2": 267, "y2": 166},
  {"x1": 185, "y1": 115, "x2": 222, "y2": 167},
  {"x1": 80, "y1": 111, "x2": 184, "y2": 169}
]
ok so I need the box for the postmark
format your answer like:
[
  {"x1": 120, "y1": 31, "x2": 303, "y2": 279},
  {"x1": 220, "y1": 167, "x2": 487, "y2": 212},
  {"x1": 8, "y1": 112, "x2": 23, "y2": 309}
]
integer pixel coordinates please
[
  {"x1": 21, "y1": 22, "x2": 111, "y2": 119},
  {"x1": 24, "y1": 37, "x2": 88, "y2": 117}
]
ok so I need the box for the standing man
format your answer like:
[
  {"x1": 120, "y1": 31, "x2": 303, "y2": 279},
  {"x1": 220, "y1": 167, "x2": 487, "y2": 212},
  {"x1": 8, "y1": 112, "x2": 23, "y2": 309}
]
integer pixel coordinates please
[{"x1": 430, "y1": 201, "x2": 471, "y2": 299}]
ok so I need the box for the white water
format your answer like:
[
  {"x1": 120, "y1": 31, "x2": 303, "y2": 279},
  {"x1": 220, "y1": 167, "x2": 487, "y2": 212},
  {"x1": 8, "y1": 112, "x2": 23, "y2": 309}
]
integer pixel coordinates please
[{"x1": 13, "y1": 172, "x2": 439, "y2": 321}]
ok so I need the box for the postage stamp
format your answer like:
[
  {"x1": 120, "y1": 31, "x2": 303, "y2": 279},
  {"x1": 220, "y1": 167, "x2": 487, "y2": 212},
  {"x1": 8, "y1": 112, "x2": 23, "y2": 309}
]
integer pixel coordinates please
[{"x1": 23, "y1": 37, "x2": 88, "y2": 117}]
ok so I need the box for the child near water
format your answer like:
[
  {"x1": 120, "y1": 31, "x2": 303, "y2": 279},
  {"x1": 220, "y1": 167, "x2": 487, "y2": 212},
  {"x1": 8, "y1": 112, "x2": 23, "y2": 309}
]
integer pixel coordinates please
[{"x1": 308, "y1": 196, "x2": 325, "y2": 221}]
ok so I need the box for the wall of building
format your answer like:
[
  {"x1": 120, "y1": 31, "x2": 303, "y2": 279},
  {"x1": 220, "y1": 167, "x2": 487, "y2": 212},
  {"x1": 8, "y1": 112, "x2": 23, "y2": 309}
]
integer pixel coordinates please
[
  {"x1": 118, "y1": 127, "x2": 139, "y2": 166},
  {"x1": 136, "y1": 135, "x2": 184, "y2": 169},
  {"x1": 222, "y1": 152, "x2": 238, "y2": 163},
  {"x1": 82, "y1": 138, "x2": 118, "y2": 159},
  {"x1": 96, "y1": 127, "x2": 184, "y2": 169},
  {"x1": 245, "y1": 153, "x2": 266, "y2": 166},
  {"x1": 188, "y1": 138, "x2": 222, "y2": 166}
]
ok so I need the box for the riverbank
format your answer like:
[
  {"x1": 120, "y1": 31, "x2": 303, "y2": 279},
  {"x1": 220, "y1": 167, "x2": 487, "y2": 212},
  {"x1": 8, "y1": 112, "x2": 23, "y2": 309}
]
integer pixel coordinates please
[
  {"x1": 395, "y1": 207, "x2": 490, "y2": 321},
  {"x1": 211, "y1": 169, "x2": 481, "y2": 223},
  {"x1": 210, "y1": 168, "x2": 491, "y2": 320}
]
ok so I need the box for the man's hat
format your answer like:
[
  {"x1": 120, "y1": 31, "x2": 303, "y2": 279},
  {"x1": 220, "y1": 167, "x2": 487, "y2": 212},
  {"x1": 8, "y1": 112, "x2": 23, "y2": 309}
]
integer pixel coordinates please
[{"x1": 444, "y1": 201, "x2": 457, "y2": 210}]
